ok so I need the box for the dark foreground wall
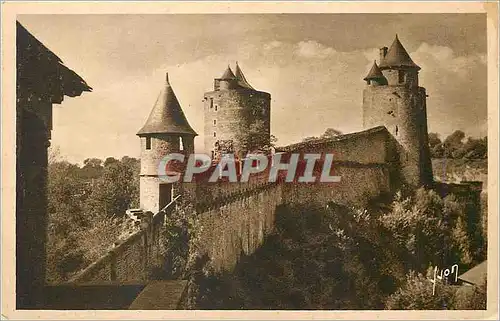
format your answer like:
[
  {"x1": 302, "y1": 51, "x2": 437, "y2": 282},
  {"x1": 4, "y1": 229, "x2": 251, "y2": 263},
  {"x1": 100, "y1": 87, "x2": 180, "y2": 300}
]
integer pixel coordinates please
[{"x1": 16, "y1": 22, "x2": 92, "y2": 308}]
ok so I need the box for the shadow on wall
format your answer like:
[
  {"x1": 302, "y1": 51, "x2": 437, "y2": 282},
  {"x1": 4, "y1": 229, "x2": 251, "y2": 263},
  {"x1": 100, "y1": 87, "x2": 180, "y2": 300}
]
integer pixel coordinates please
[{"x1": 42, "y1": 283, "x2": 146, "y2": 310}]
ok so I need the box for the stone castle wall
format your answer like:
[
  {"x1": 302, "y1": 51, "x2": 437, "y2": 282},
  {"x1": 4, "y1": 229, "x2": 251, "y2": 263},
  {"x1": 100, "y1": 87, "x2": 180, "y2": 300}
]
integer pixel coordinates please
[
  {"x1": 192, "y1": 127, "x2": 396, "y2": 271},
  {"x1": 68, "y1": 211, "x2": 167, "y2": 284},
  {"x1": 283, "y1": 164, "x2": 390, "y2": 208},
  {"x1": 194, "y1": 158, "x2": 393, "y2": 272},
  {"x1": 194, "y1": 183, "x2": 283, "y2": 272},
  {"x1": 71, "y1": 126, "x2": 397, "y2": 281},
  {"x1": 280, "y1": 126, "x2": 395, "y2": 164}
]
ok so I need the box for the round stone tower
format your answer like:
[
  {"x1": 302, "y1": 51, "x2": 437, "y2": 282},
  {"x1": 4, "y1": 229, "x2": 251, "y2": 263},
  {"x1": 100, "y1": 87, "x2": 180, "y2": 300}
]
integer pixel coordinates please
[
  {"x1": 362, "y1": 35, "x2": 432, "y2": 187},
  {"x1": 137, "y1": 73, "x2": 197, "y2": 213},
  {"x1": 203, "y1": 63, "x2": 271, "y2": 160}
]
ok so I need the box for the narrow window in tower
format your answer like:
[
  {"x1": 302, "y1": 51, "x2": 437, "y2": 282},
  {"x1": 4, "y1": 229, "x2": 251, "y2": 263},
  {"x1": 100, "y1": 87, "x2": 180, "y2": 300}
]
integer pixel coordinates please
[
  {"x1": 214, "y1": 132, "x2": 217, "y2": 137},
  {"x1": 179, "y1": 137, "x2": 184, "y2": 151},
  {"x1": 213, "y1": 119, "x2": 217, "y2": 126},
  {"x1": 215, "y1": 105, "x2": 218, "y2": 111},
  {"x1": 395, "y1": 125, "x2": 399, "y2": 136},
  {"x1": 398, "y1": 70, "x2": 405, "y2": 83},
  {"x1": 146, "y1": 137, "x2": 151, "y2": 150},
  {"x1": 210, "y1": 98, "x2": 214, "y2": 109}
]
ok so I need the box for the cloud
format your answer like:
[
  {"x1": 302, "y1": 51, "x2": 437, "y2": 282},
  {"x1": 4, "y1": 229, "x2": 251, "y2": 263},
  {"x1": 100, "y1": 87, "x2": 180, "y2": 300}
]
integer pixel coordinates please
[
  {"x1": 296, "y1": 40, "x2": 337, "y2": 59},
  {"x1": 410, "y1": 43, "x2": 487, "y2": 138},
  {"x1": 263, "y1": 40, "x2": 284, "y2": 51},
  {"x1": 414, "y1": 42, "x2": 486, "y2": 79}
]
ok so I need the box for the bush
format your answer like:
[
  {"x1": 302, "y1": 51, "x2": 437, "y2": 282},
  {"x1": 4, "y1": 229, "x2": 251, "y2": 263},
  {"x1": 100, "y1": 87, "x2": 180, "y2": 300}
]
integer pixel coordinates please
[
  {"x1": 385, "y1": 271, "x2": 455, "y2": 310},
  {"x1": 379, "y1": 188, "x2": 450, "y2": 270}
]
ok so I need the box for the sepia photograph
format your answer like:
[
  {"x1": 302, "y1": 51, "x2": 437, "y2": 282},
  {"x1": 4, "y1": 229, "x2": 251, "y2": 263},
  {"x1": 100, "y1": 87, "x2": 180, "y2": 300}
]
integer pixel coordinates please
[{"x1": 1, "y1": 1, "x2": 498, "y2": 319}]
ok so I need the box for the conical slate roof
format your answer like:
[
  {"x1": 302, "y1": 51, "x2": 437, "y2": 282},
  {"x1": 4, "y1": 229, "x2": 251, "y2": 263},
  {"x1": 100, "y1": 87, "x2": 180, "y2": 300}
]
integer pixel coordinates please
[
  {"x1": 137, "y1": 73, "x2": 197, "y2": 136},
  {"x1": 220, "y1": 65, "x2": 236, "y2": 79},
  {"x1": 379, "y1": 35, "x2": 420, "y2": 70},
  {"x1": 235, "y1": 63, "x2": 254, "y2": 90},
  {"x1": 363, "y1": 61, "x2": 386, "y2": 81}
]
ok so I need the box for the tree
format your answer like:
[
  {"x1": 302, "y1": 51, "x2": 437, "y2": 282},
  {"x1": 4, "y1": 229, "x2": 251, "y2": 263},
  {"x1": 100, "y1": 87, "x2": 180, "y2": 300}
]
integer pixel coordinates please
[
  {"x1": 431, "y1": 131, "x2": 487, "y2": 159},
  {"x1": 442, "y1": 130, "x2": 466, "y2": 158},
  {"x1": 48, "y1": 145, "x2": 62, "y2": 164},
  {"x1": 301, "y1": 136, "x2": 319, "y2": 142},
  {"x1": 428, "y1": 132, "x2": 442, "y2": 149},
  {"x1": 104, "y1": 157, "x2": 119, "y2": 167},
  {"x1": 462, "y1": 137, "x2": 487, "y2": 159},
  {"x1": 83, "y1": 157, "x2": 103, "y2": 168},
  {"x1": 48, "y1": 161, "x2": 87, "y2": 225},
  {"x1": 385, "y1": 271, "x2": 455, "y2": 309},
  {"x1": 441, "y1": 194, "x2": 472, "y2": 265},
  {"x1": 85, "y1": 159, "x2": 138, "y2": 217},
  {"x1": 431, "y1": 143, "x2": 445, "y2": 158},
  {"x1": 321, "y1": 128, "x2": 343, "y2": 138},
  {"x1": 301, "y1": 128, "x2": 342, "y2": 143},
  {"x1": 47, "y1": 160, "x2": 87, "y2": 282},
  {"x1": 379, "y1": 188, "x2": 451, "y2": 270},
  {"x1": 81, "y1": 157, "x2": 104, "y2": 180},
  {"x1": 451, "y1": 216, "x2": 473, "y2": 265},
  {"x1": 46, "y1": 155, "x2": 142, "y2": 283},
  {"x1": 443, "y1": 130, "x2": 466, "y2": 147},
  {"x1": 387, "y1": 272, "x2": 487, "y2": 310},
  {"x1": 120, "y1": 156, "x2": 141, "y2": 208}
]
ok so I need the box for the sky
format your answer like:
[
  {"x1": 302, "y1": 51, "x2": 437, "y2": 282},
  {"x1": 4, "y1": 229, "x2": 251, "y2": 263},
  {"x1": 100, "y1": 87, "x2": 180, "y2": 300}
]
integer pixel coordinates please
[{"x1": 18, "y1": 14, "x2": 487, "y2": 164}]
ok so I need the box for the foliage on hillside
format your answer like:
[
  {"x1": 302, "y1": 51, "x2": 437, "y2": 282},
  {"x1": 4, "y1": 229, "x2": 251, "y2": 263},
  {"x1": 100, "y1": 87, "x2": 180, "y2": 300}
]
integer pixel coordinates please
[
  {"x1": 46, "y1": 150, "x2": 140, "y2": 283},
  {"x1": 429, "y1": 131, "x2": 487, "y2": 160},
  {"x1": 188, "y1": 188, "x2": 486, "y2": 310},
  {"x1": 385, "y1": 271, "x2": 486, "y2": 310}
]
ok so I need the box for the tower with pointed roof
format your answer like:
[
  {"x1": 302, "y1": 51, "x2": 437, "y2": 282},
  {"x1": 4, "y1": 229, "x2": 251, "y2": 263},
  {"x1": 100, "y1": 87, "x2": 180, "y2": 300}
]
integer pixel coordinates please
[
  {"x1": 203, "y1": 63, "x2": 271, "y2": 159},
  {"x1": 137, "y1": 73, "x2": 197, "y2": 212},
  {"x1": 363, "y1": 35, "x2": 432, "y2": 187}
]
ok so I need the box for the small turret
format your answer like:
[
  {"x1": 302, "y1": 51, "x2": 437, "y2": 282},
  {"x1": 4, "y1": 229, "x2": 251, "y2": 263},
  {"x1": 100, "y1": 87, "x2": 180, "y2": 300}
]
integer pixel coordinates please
[
  {"x1": 137, "y1": 73, "x2": 197, "y2": 212},
  {"x1": 363, "y1": 61, "x2": 388, "y2": 86},
  {"x1": 215, "y1": 65, "x2": 238, "y2": 90},
  {"x1": 235, "y1": 62, "x2": 254, "y2": 90},
  {"x1": 220, "y1": 65, "x2": 236, "y2": 79}
]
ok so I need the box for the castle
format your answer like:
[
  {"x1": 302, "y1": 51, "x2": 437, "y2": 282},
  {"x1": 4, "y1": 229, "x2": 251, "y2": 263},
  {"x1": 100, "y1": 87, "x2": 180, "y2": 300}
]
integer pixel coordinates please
[
  {"x1": 16, "y1": 23, "x2": 484, "y2": 309},
  {"x1": 63, "y1": 34, "x2": 483, "y2": 308},
  {"x1": 136, "y1": 35, "x2": 433, "y2": 213},
  {"x1": 203, "y1": 63, "x2": 271, "y2": 160},
  {"x1": 362, "y1": 35, "x2": 433, "y2": 187}
]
